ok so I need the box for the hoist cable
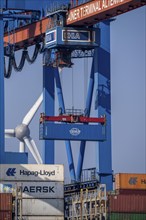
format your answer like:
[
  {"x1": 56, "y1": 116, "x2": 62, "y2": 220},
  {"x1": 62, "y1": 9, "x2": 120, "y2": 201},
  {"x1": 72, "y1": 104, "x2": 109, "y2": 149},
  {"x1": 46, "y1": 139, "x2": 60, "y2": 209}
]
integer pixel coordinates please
[
  {"x1": 71, "y1": 64, "x2": 74, "y2": 110},
  {"x1": 84, "y1": 57, "x2": 88, "y2": 109}
]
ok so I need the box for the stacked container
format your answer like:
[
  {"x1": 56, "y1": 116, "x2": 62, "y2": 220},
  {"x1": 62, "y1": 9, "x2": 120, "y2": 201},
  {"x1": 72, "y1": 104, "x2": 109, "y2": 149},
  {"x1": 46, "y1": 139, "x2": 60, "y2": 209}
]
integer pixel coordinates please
[
  {"x1": 0, "y1": 193, "x2": 12, "y2": 220},
  {"x1": 0, "y1": 164, "x2": 64, "y2": 220},
  {"x1": 114, "y1": 173, "x2": 146, "y2": 190},
  {"x1": 108, "y1": 173, "x2": 146, "y2": 220}
]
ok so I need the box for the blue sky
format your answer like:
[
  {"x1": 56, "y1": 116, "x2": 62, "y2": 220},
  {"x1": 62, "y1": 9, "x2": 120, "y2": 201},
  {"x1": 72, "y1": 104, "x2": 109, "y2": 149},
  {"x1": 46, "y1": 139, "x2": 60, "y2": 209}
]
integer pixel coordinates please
[
  {"x1": 4, "y1": 5, "x2": 146, "y2": 181},
  {"x1": 110, "y1": 6, "x2": 146, "y2": 174}
]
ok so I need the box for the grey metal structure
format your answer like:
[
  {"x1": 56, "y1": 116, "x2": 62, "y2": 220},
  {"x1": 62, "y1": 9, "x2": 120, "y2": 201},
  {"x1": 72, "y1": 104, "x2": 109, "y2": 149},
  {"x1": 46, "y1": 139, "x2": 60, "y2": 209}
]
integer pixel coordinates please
[{"x1": 65, "y1": 184, "x2": 107, "y2": 220}]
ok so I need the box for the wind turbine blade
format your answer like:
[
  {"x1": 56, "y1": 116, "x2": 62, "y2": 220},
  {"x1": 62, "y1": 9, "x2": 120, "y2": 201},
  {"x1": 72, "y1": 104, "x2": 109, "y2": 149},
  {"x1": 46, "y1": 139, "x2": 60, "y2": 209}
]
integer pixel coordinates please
[
  {"x1": 22, "y1": 93, "x2": 43, "y2": 125},
  {"x1": 30, "y1": 137, "x2": 43, "y2": 164},
  {"x1": 5, "y1": 129, "x2": 15, "y2": 138},
  {"x1": 24, "y1": 137, "x2": 41, "y2": 164},
  {"x1": 19, "y1": 141, "x2": 25, "y2": 153}
]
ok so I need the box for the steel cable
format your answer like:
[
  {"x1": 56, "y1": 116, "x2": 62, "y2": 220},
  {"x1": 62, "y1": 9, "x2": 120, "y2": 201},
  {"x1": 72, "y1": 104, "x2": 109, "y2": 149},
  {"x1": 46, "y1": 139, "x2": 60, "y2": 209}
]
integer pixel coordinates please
[
  {"x1": 4, "y1": 42, "x2": 43, "y2": 78},
  {"x1": 25, "y1": 43, "x2": 41, "y2": 64},
  {"x1": 12, "y1": 50, "x2": 27, "y2": 72},
  {"x1": 4, "y1": 56, "x2": 13, "y2": 78}
]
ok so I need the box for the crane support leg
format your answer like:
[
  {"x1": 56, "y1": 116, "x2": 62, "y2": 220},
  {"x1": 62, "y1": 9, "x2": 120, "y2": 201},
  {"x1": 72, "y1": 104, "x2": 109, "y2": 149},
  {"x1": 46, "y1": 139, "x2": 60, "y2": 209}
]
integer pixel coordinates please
[
  {"x1": 2, "y1": 152, "x2": 28, "y2": 164},
  {"x1": 0, "y1": 7, "x2": 5, "y2": 163},
  {"x1": 95, "y1": 22, "x2": 113, "y2": 191},
  {"x1": 43, "y1": 66, "x2": 55, "y2": 164},
  {"x1": 54, "y1": 68, "x2": 76, "y2": 182},
  {"x1": 0, "y1": 3, "x2": 28, "y2": 164},
  {"x1": 76, "y1": 59, "x2": 95, "y2": 181}
]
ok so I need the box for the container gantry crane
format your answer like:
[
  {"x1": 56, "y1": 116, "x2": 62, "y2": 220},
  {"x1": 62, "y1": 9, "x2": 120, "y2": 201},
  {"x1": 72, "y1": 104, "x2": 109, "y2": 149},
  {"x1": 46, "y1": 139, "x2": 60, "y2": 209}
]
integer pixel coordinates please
[{"x1": 0, "y1": 0, "x2": 146, "y2": 190}]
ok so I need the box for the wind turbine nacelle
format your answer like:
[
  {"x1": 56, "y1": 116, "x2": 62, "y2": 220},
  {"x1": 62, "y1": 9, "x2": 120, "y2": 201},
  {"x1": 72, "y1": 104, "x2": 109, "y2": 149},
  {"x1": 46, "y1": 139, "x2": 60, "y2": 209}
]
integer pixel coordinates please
[{"x1": 15, "y1": 124, "x2": 30, "y2": 141}]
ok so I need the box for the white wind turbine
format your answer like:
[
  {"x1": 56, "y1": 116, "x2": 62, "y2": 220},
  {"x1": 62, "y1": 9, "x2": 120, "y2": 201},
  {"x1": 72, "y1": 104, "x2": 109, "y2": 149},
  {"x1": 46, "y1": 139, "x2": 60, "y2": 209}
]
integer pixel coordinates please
[{"x1": 5, "y1": 93, "x2": 43, "y2": 164}]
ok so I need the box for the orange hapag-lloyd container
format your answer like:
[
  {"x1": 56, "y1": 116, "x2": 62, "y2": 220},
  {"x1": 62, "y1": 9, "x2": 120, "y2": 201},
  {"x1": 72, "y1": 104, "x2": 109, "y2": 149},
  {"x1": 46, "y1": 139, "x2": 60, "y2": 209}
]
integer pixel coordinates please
[{"x1": 114, "y1": 173, "x2": 146, "y2": 190}]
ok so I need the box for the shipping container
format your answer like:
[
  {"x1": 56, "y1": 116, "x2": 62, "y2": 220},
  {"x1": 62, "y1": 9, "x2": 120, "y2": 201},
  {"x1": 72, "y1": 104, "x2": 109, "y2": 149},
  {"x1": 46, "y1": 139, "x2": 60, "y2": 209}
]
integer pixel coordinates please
[
  {"x1": 115, "y1": 173, "x2": 146, "y2": 190},
  {"x1": 21, "y1": 198, "x2": 64, "y2": 216},
  {"x1": 108, "y1": 213, "x2": 146, "y2": 220},
  {"x1": 108, "y1": 194, "x2": 146, "y2": 213},
  {"x1": 116, "y1": 189, "x2": 146, "y2": 195},
  {"x1": 0, "y1": 164, "x2": 64, "y2": 182},
  {"x1": 108, "y1": 189, "x2": 146, "y2": 196},
  {"x1": 0, "y1": 211, "x2": 12, "y2": 220},
  {"x1": 1, "y1": 181, "x2": 64, "y2": 198},
  {"x1": 0, "y1": 193, "x2": 12, "y2": 211},
  {"x1": 17, "y1": 217, "x2": 64, "y2": 220}
]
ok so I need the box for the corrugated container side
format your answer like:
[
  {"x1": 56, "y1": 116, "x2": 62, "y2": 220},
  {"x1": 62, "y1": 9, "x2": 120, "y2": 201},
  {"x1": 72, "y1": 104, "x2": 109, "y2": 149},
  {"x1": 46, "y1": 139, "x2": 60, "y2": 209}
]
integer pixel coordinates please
[
  {"x1": 108, "y1": 189, "x2": 146, "y2": 196},
  {"x1": 115, "y1": 173, "x2": 146, "y2": 190},
  {"x1": 0, "y1": 211, "x2": 12, "y2": 220},
  {"x1": 22, "y1": 198, "x2": 64, "y2": 216},
  {"x1": 108, "y1": 194, "x2": 146, "y2": 213},
  {"x1": 17, "y1": 217, "x2": 64, "y2": 220},
  {"x1": 0, "y1": 193, "x2": 12, "y2": 211},
  {"x1": 117, "y1": 189, "x2": 146, "y2": 195},
  {"x1": 1, "y1": 181, "x2": 64, "y2": 199},
  {"x1": 108, "y1": 213, "x2": 146, "y2": 220},
  {"x1": 0, "y1": 164, "x2": 64, "y2": 182}
]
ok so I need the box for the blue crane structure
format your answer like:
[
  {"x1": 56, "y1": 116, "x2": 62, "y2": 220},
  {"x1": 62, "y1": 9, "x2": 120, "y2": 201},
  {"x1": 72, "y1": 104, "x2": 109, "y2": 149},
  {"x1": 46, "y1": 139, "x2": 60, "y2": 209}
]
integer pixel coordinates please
[{"x1": 0, "y1": 0, "x2": 145, "y2": 191}]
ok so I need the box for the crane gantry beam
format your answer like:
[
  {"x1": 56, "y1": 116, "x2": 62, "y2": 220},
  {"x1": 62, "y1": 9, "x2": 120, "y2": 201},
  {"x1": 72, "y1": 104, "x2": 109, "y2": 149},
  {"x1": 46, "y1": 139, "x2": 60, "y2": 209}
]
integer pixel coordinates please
[
  {"x1": 3, "y1": 0, "x2": 146, "y2": 51},
  {"x1": 4, "y1": 17, "x2": 51, "y2": 50},
  {"x1": 66, "y1": 0, "x2": 146, "y2": 26}
]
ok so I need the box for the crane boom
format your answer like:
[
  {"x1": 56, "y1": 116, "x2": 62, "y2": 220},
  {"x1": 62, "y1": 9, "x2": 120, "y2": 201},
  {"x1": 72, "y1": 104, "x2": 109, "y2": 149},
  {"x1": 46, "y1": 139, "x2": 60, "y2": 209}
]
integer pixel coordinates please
[{"x1": 4, "y1": 0, "x2": 146, "y2": 51}]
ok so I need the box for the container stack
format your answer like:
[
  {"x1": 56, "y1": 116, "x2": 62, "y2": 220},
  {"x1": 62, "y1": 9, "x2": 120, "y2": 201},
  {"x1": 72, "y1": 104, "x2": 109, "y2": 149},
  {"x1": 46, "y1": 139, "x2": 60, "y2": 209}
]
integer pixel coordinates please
[
  {"x1": 108, "y1": 173, "x2": 146, "y2": 220},
  {"x1": 0, "y1": 164, "x2": 64, "y2": 220},
  {"x1": 0, "y1": 193, "x2": 12, "y2": 220}
]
